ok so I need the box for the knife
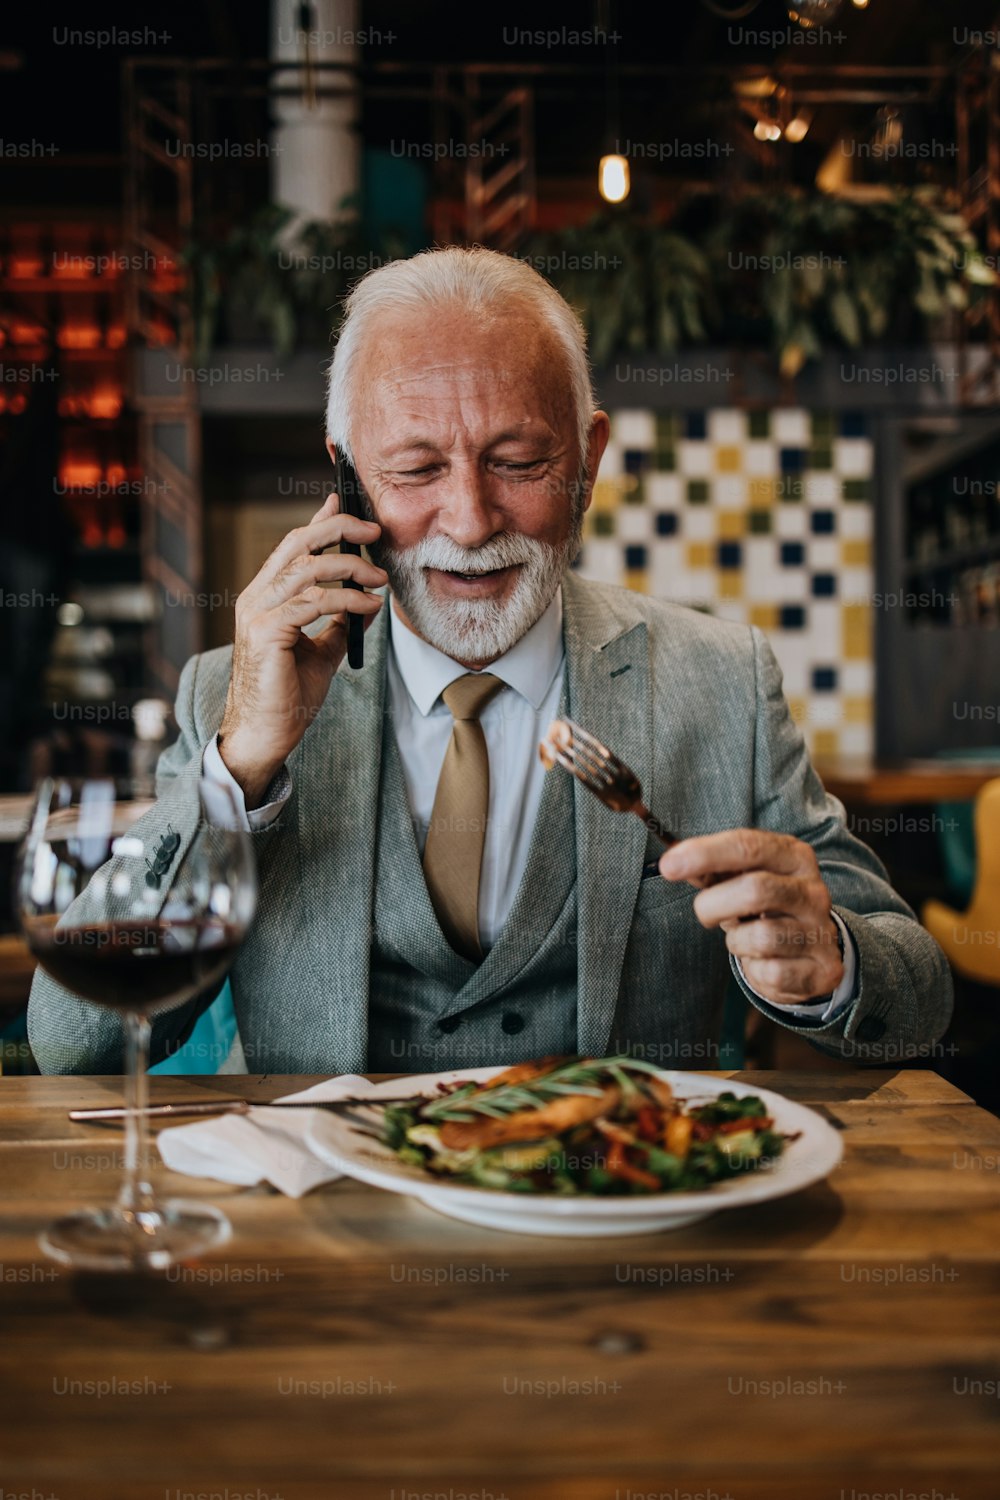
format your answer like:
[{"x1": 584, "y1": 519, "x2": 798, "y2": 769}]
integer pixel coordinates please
[{"x1": 67, "y1": 1096, "x2": 415, "y2": 1123}]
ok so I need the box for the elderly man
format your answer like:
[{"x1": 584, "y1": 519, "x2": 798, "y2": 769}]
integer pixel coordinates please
[{"x1": 29, "y1": 246, "x2": 952, "y2": 1074}]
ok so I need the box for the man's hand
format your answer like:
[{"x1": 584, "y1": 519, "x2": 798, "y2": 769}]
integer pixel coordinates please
[
  {"x1": 659, "y1": 829, "x2": 844, "y2": 1006},
  {"x1": 217, "y1": 492, "x2": 387, "y2": 807}
]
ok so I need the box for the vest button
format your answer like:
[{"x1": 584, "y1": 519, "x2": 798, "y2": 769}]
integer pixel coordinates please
[
  {"x1": 437, "y1": 1016, "x2": 462, "y2": 1034},
  {"x1": 501, "y1": 1011, "x2": 525, "y2": 1034}
]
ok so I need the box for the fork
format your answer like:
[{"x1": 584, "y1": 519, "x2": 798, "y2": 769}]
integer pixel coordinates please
[{"x1": 540, "y1": 718, "x2": 726, "y2": 890}]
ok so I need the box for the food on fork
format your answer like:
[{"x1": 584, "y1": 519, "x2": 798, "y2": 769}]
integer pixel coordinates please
[
  {"x1": 538, "y1": 718, "x2": 573, "y2": 771},
  {"x1": 379, "y1": 1056, "x2": 791, "y2": 1195}
]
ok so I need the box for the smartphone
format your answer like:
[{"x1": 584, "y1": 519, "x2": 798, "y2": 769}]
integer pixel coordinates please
[{"x1": 333, "y1": 449, "x2": 367, "y2": 669}]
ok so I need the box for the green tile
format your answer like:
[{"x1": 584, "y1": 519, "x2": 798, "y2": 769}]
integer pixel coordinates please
[
  {"x1": 809, "y1": 446, "x2": 832, "y2": 470},
  {"x1": 843, "y1": 479, "x2": 870, "y2": 501},
  {"x1": 778, "y1": 475, "x2": 804, "y2": 501},
  {"x1": 623, "y1": 478, "x2": 645, "y2": 505},
  {"x1": 593, "y1": 511, "x2": 616, "y2": 536},
  {"x1": 747, "y1": 509, "x2": 772, "y2": 534},
  {"x1": 654, "y1": 445, "x2": 675, "y2": 471},
  {"x1": 687, "y1": 479, "x2": 710, "y2": 504},
  {"x1": 748, "y1": 410, "x2": 770, "y2": 439},
  {"x1": 811, "y1": 412, "x2": 836, "y2": 440},
  {"x1": 655, "y1": 413, "x2": 679, "y2": 446}
]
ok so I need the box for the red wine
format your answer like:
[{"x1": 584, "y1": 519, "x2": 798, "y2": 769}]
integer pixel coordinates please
[{"x1": 25, "y1": 917, "x2": 242, "y2": 1016}]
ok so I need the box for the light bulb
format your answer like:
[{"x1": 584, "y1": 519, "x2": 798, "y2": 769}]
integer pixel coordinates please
[
  {"x1": 785, "y1": 115, "x2": 811, "y2": 142},
  {"x1": 599, "y1": 154, "x2": 630, "y2": 204}
]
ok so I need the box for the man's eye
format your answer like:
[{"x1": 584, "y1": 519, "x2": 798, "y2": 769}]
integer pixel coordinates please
[
  {"x1": 496, "y1": 459, "x2": 545, "y2": 471},
  {"x1": 399, "y1": 465, "x2": 440, "y2": 477}
]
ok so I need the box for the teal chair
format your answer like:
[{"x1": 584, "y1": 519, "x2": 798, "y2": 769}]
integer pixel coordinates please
[{"x1": 150, "y1": 977, "x2": 238, "y2": 1076}]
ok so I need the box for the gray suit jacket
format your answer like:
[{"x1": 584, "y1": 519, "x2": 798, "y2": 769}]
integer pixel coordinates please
[{"x1": 28, "y1": 572, "x2": 953, "y2": 1073}]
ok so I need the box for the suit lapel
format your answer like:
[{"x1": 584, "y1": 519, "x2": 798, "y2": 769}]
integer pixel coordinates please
[
  {"x1": 289, "y1": 591, "x2": 390, "y2": 1072},
  {"x1": 562, "y1": 571, "x2": 651, "y2": 1057}
]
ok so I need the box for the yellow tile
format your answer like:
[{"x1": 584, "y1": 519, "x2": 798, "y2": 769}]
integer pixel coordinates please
[
  {"x1": 748, "y1": 477, "x2": 777, "y2": 507},
  {"x1": 718, "y1": 510, "x2": 745, "y2": 539},
  {"x1": 592, "y1": 478, "x2": 619, "y2": 512},
  {"x1": 716, "y1": 445, "x2": 741, "y2": 473},
  {"x1": 686, "y1": 541, "x2": 713, "y2": 569},
  {"x1": 843, "y1": 695, "x2": 871, "y2": 725},
  {"x1": 750, "y1": 604, "x2": 778, "y2": 630},
  {"x1": 812, "y1": 728, "x2": 839, "y2": 758},
  {"x1": 841, "y1": 539, "x2": 870, "y2": 567},
  {"x1": 842, "y1": 603, "x2": 871, "y2": 661},
  {"x1": 719, "y1": 572, "x2": 743, "y2": 599},
  {"x1": 787, "y1": 697, "x2": 808, "y2": 726},
  {"x1": 625, "y1": 569, "x2": 648, "y2": 594}
]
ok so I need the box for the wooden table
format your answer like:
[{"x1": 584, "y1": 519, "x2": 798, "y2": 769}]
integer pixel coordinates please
[
  {"x1": 815, "y1": 757, "x2": 1000, "y2": 807},
  {"x1": 2, "y1": 1070, "x2": 999, "y2": 1499}
]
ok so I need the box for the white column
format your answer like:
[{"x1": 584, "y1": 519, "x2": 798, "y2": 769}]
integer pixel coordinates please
[{"x1": 270, "y1": 0, "x2": 361, "y2": 230}]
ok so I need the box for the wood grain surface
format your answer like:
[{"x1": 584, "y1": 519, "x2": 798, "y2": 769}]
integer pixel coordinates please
[{"x1": 2, "y1": 1070, "x2": 998, "y2": 1500}]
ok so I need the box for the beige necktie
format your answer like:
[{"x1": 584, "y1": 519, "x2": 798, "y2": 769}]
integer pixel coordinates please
[{"x1": 422, "y1": 672, "x2": 506, "y2": 961}]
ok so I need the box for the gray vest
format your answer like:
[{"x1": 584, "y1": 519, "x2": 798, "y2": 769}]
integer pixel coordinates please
[{"x1": 367, "y1": 691, "x2": 578, "y2": 1073}]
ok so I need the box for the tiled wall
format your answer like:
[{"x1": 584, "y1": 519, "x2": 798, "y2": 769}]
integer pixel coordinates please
[{"x1": 577, "y1": 408, "x2": 875, "y2": 759}]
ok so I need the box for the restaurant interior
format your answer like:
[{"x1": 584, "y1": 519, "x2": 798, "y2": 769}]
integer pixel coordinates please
[
  {"x1": 3, "y1": 0, "x2": 1000, "y2": 1097},
  {"x1": 3, "y1": 4, "x2": 1000, "y2": 1495}
]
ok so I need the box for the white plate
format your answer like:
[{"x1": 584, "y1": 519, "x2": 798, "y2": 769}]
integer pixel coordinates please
[{"x1": 306, "y1": 1067, "x2": 844, "y2": 1237}]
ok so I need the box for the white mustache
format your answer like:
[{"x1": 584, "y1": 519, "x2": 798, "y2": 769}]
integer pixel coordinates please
[{"x1": 389, "y1": 532, "x2": 549, "y2": 575}]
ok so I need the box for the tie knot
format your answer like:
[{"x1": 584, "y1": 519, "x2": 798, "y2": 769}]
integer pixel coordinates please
[{"x1": 442, "y1": 672, "x2": 505, "y2": 722}]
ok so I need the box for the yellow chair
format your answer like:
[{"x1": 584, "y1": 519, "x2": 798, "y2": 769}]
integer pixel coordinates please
[{"x1": 923, "y1": 777, "x2": 1000, "y2": 985}]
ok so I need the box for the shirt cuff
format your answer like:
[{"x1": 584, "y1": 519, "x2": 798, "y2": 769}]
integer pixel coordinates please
[
  {"x1": 201, "y1": 734, "x2": 291, "y2": 832},
  {"x1": 735, "y1": 911, "x2": 858, "y2": 1024}
]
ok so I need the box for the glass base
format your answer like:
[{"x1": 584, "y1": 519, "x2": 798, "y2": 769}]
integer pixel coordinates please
[{"x1": 39, "y1": 1199, "x2": 231, "y2": 1272}]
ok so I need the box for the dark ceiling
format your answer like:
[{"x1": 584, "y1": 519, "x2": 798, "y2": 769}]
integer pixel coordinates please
[{"x1": 3, "y1": 0, "x2": 1000, "y2": 207}]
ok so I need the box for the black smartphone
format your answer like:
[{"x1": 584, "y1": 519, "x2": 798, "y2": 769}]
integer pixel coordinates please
[{"x1": 333, "y1": 449, "x2": 367, "y2": 669}]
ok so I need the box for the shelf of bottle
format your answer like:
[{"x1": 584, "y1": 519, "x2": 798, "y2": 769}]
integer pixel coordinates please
[{"x1": 903, "y1": 536, "x2": 1000, "y2": 575}]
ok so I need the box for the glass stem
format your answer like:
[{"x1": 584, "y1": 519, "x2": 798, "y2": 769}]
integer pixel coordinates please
[{"x1": 118, "y1": 1010, "x2": 156, "y2": 1221}]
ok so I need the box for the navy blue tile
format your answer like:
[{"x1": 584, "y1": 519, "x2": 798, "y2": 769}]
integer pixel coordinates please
[
  {"x1": 780, "y1": 541, "x2": 804, "y2": 566},
  {"x1": 623, "y1": 448, "x2": 650, "y2": 476},
  {"x1": 655, "y1": 511, "x2": 678, "y2": 536},
  {"x1": 780, "y1": 447, "x2": 806, "y2": 473},
  {"x1": 812, "y1": 573, "x2": 836, "y2": 597},
  {"x1": 812, "y1": 666, "x2": 837, "y2": 691},
  {"x1": 685, "y1": 412, "x2": 707, "y2": 440},
  {"x1": 624, "y1": 545, "x2": 647, "y2": 570},
  {"x1": 779, "y1": 605, "x2": 806, "y2": 629},
  {"x1": 717, "y1": 541, "x2": 742, "y2": 569},
  {"x1": 811, "y1": 510, "x2": 836, "y2": 535},
  {"x1": 839, "y1": 411, "x2": 866, "y2": 437}
]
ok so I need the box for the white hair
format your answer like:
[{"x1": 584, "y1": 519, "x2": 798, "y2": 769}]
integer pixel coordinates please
[{"x1": 325, "y1": 245, "x2": 596, "y2": 470}]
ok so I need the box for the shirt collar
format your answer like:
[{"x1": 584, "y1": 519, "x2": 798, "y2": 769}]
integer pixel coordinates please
[{"x1": 388, "y1": 585, "x2": 564, "y2": 717}]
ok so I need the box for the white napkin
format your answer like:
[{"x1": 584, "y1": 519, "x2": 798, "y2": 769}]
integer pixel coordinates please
[{"x1": 156, "y1": 1074, "x2": 374, "y2": 1199}]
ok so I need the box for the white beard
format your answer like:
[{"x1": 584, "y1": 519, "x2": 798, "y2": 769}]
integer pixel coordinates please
[{"x1": 380, "y1": 525, "x2": 581, "y2": 664}]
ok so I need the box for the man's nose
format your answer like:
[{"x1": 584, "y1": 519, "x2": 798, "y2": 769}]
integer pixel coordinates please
[{"x1": 435, "y1": 467, "x2": 505, "y2": 549}]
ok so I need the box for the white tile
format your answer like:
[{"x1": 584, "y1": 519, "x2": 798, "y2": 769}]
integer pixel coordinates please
[
  {"x1": 774, "y1": 650, "x2": 808, "y2": 697},
  {"x1": 809, "y1": 538, "x2": 839, "y2": 571},
  {"x1": 840, "y1": 504, "x2": 873, "y2": 539},
  {"x1": 683, "y1": 508, "x2": 715, "y2": 541},
  {"x1": 646, "y1": 472, "x2": 682, "y2": 507},
  {"x1": 577, "y1": 540, "x2": 622, "y2": 586},
  {"x1": 776, "y1": 570, "x2": 808, "y2": 603},
  {"x1": 597, "y1": 441, "x2": 623, "y2": 479},
  {"x1": 708, "y1": 410, "x2": 746, "y2": 445},
  {"x1": 833, "y1": 438, "x2": 874, "y2": 478},
  {"x1": 775, "y1": 505, "x2": 808, "y2": 538},
  {"x1": 840, "y1": 723, "x2": 873, "y2": 757},
  {"x1": 713, "y1": 474, "x2": 747, "y2": 508},
  {"x1": 612, "y1": 410, "x2": 656, "y2": 450},
  {"x1": 676, "y1": 440, "x2": 712, "y2": 477},
  {"x1": 841, "y1": 660, "x2": 873, "y2": 696},
  {"x1": 841, "y1": 567, "x2": 873, "y2": 603},
  {"x1": 807, "y1": 694, "x2": 842, "y2": 730},
  {"x1": 804, "y1": 473, "x2": 839, "y2": 505},
  {"x1": 771, "y1": 409, "x2": 810, "y2": 445},
  {"x1": 808, "y1": 601, "x2": 841, "y2": 649},
  {"x1": 715, "y1": 599, "x2": 749, "y2": 624},
  {"x1": 745, "y1": 442, "x2": 777, "y2": 476},
  {"x1": 617, "y1": 506, "x2": 653, "y2": 543},
  {"x1": 649, "y1": 541, "x2": 683, "y2": 596},
  {"x1": 670, "y1": 569, "x2": 715, "y2": 608}
]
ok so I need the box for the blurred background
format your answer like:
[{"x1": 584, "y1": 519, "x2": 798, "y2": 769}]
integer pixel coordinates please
[{"x1": 2, "y1": 0, "x2": 1000, "y2": 1094}]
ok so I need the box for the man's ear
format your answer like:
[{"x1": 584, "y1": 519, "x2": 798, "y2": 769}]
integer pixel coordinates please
[
  {"x1": 325, "y1": 437, "x2": 338, "y2": 466},
  {"x1": 582, "y1": 411, "x2": 611, "y2": 512}
]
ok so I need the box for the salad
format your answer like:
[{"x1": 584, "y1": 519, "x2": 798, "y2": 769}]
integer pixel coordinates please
[{"x1": 380, "y1": 1055, "x2": 792, "y2": 1196}]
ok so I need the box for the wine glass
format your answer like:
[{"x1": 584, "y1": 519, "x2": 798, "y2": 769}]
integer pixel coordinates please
[{"x1": 17, "y1": 776, "x2": 257, "y2": 1271}]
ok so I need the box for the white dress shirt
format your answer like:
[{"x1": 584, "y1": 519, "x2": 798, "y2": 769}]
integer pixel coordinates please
[{"x1": 202, "y1": 589, "x2": 855, "y2": 1016}]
